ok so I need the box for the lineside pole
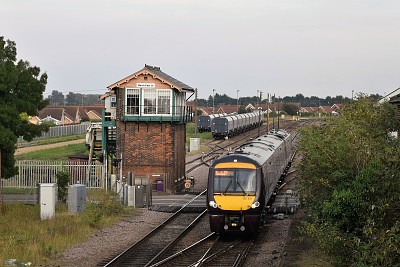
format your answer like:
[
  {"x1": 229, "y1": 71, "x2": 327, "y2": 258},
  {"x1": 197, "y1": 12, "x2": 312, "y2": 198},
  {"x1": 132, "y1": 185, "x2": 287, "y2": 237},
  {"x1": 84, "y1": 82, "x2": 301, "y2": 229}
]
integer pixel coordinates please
[
  {"x1": 194, "y1": 88, "x2": 198, "y2": 137},
  {"x1": 267, "y1": 93, "x2": 270, "y2": 132}
]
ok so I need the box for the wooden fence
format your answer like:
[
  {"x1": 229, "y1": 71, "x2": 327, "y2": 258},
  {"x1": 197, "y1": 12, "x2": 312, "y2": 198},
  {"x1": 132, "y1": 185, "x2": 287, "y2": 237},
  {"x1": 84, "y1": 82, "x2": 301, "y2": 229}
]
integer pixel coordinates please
[{"x1": 1, "y1": 160, "x2": 106, "y2": 189}]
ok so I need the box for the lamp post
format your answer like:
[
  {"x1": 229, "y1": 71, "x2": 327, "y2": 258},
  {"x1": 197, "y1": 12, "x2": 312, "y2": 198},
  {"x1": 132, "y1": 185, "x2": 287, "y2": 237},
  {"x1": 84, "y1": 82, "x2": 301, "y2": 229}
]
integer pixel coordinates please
[
  {"x1": 256, "y1": 90, "x2": 259, "y2": 108},
  {"x1": 212, "y1": 89, "x2": 216, "y2": 114},
  {"x1": 236, "y1": 90, "x2": 240, "y2": 113}
]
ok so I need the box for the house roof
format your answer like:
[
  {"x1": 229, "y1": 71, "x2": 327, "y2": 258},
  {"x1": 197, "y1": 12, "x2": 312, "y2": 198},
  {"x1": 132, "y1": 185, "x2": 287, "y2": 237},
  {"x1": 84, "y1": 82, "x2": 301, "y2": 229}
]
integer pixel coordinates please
[
  {"x1": 331, "y1": 103, "x2": 343, "y2": 109},
  {"x1": 39, "y1": 107, "x2": 64, "y2": 121},
  {"x1": 100, "y1": 91, "x2": 115, "y2": 100},
  {"x1": 299, "y1": 107, "x2": 316, "y2": 113},
  {"x1": 38, "y1": 106, "x2": 104, "y2": 122},
  {"x1": 318, "y1": 106, "x2": 335, "y2": 112},
  {"x1": 379, "y1": 87, "x2": 400, "y2": 104},
  {"x1": 107, "y1": 64, "x2": 194, "y2": 93},
  {"x1": 389, "y1": 94, "x2": 400, "y2": 103},
  {"x1": 216, "y1": 104, "x2": 239, "y2": 114},
  {"x1": 198, "y1": 107, "x2": 213, "y2": 115}
]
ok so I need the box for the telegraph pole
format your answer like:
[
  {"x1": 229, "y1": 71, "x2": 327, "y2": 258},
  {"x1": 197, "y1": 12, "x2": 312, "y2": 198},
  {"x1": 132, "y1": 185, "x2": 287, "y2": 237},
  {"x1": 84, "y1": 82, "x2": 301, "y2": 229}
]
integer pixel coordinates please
[
  {"x1": 258, "y1": 91, "x2": 262, "y2": 137},
  {"x1": 267, "y1": 93, "x2": 270, "y2": 132},
  {"x1": 194, "y1": 88, "x2": 198, "y2": 137},
  {"x1": 212, "y1": 89, "x2": 216, "y2": 114},
  {"x1": 236, "y1": 90, "x2": 240, "y2": 113}
]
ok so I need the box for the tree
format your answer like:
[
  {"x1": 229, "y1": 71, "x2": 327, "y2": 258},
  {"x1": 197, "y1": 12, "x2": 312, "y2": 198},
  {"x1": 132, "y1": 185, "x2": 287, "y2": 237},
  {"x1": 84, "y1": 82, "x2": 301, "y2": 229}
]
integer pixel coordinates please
[
  {"x1": 298, "y1": 96, "x2": 400, "y2": 265},
  {"x1": 282, "y1": 103, "x2": 298, "y2": 116},
  {"x1": 48, "y1": 90, "x2": 64, "y2": 106},
  {"x1": 65, "y1": 92, "x2": 79, "y2": 106},
  {"x1": 0, "y1": 36, "x2": 49, "y2": 178},
  {"x1": 56, "y1": 170, "x2": 70, "y2": 202}
]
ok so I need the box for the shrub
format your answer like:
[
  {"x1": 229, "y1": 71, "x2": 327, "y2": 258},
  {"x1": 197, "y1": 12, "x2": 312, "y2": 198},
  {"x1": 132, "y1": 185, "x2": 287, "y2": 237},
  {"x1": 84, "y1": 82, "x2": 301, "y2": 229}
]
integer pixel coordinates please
[{"x1": 56, "y1": 171, "x2": 70, "y2": 203}]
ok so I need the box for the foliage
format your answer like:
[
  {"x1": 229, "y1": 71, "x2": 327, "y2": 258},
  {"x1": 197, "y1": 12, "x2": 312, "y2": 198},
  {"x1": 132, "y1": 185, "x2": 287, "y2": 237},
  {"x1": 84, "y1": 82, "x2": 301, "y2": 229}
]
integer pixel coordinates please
[
  {"x1": 185, "y1": 122, "x2": 213, "y2": 147},
  {"x1": 56, "y1": 171, "x2": 70, "y2": 202},
  {"x1": 0, "y1": 36, "x2": 49, "y2": 178},
  {"x1": 48, "y1": 90, "x2": 103, "y2": 106},
  {"x1": 0, "y1": 190, "x2": 131, "y2": 265},
  {"x1": 282, "y1": 103, "x2": 299, "y2": 116},
  {"x1": 83, "y1": 189, "x2": 125, "y2": 227},
  {"x1": 298, "y1": 96, "x2": 400, "y2": 265}
]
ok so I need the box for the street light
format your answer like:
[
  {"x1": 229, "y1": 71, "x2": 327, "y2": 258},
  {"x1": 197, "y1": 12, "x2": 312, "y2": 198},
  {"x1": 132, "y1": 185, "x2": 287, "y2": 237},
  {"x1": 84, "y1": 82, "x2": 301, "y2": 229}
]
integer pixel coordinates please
[
  {"x1": 212, "y1": 89, "x2": 216, "y2": 114},
  {"x1": 256, "y1": 90, "x2": 259, "y2": 108},
  {"x1": 236, "y1": 90, "x2": 240, "y2": 113}
]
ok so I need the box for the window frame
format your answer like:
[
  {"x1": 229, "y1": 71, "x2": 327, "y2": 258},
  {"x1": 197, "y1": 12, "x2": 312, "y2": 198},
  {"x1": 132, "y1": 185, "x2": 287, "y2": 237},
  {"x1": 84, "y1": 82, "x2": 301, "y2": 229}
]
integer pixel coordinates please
[{"x1": 125, "y1": 88, "x2": 173, "y2": 116}]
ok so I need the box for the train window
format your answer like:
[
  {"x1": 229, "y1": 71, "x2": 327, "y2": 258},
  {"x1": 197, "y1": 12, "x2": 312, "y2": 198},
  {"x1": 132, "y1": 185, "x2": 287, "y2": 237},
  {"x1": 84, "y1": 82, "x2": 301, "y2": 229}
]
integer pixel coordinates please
[{"x1": 213, "y1": 169, "x2": 256, "y2": 195}]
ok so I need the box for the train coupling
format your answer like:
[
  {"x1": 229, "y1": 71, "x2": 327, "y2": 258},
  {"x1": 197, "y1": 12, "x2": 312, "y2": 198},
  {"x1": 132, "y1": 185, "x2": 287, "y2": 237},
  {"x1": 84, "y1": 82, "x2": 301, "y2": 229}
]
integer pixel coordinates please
[{"x1": 224, "y1": 215, "x2": 245, "y2": 231}]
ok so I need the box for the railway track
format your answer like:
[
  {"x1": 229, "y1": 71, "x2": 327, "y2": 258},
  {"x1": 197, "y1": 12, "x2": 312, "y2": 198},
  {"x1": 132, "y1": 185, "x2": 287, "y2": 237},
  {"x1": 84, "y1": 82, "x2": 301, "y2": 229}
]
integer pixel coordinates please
[
  {"x1": 100, "y1": 191, "x2": 207, "y2": 267},
  {"x1": 150, "y1": 234, "x2": 254, "y2": 267}
]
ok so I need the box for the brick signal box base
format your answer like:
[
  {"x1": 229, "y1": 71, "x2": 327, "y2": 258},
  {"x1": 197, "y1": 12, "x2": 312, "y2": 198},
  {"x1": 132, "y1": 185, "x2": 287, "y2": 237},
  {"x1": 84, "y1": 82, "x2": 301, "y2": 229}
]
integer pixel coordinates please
[{"x1": 116, "y1": 121, "x2": 186, "y2": 193}]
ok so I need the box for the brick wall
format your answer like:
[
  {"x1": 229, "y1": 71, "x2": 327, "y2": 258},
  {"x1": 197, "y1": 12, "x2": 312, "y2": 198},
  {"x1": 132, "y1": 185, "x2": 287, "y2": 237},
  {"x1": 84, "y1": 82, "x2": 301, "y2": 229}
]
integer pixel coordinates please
[{"x1": 116, "y1": 121, "x2": 186, "y2": 193}]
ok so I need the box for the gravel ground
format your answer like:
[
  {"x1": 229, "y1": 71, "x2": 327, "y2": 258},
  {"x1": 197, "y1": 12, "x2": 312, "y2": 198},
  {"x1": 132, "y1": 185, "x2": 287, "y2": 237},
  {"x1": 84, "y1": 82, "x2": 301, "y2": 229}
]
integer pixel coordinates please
[{"x1": 55, "y1": 209, "x2": 171, "y2": 267}]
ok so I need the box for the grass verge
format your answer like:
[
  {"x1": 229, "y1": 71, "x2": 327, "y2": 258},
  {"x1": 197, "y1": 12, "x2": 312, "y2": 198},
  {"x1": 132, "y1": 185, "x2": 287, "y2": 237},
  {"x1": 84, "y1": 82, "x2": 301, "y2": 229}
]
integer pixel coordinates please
[
  {"x1": 1, "y1": 188, "x2": 33, "y2": 194},
  {"x1": 185, "y1": 123, "x2": 213, "y2": 147},
  {"x1": 15, "y1": 143, "x2": 88, "y2": 161},
  {"x1": 0, "y1": 189, "x2": 134, "y2": 266}
]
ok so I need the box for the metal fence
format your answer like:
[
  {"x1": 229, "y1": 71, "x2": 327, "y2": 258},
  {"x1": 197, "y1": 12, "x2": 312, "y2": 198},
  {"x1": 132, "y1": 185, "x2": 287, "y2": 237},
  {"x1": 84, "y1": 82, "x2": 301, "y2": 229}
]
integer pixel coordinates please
[
  {"x1": 17, "y1": 122, "x2": 91, "y2": 143},
  {"x1": 1, "y1": 160, "x2": 106, "y2": 189}
]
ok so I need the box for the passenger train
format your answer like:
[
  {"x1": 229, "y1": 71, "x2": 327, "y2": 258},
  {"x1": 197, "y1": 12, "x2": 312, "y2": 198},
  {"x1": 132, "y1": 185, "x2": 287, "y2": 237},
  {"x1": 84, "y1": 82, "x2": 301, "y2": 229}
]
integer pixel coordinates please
[
  {"x1": 206, "y1": 129, "x2": 293, "y2": 234},
  {"x1": 211, "y1": 111, "x2": 263, "y2": 139}
]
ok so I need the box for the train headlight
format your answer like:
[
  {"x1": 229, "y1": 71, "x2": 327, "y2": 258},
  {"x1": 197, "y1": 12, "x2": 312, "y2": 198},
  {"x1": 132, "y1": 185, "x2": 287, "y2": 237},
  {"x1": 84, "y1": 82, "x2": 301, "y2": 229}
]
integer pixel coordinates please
[
  {"x1": 209, "y1": 200, "x2": 218, "y2": 208},
  {"x1": 251, "y1": 201, "x2": 260, "y2": 209}
]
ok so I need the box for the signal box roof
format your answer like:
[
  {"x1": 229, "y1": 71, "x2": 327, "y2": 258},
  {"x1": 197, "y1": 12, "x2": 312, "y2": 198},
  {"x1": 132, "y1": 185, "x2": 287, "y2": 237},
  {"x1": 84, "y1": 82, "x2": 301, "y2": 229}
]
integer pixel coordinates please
[{"x1": 107, "y1": 64, "x2": 194, "y2": 93}]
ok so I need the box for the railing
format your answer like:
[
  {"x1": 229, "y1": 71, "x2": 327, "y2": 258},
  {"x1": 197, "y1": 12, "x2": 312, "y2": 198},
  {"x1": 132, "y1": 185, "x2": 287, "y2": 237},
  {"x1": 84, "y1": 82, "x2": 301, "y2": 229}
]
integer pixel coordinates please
[
  {"x1": 122, "y1": 105, "x2": 193, "y2": 122},
  {"x1": 17, "y1": 122, "x2": 91, "y2": 143},
  {"x1": 1, "y1": 160, "x2": 105, "y2": 189}
]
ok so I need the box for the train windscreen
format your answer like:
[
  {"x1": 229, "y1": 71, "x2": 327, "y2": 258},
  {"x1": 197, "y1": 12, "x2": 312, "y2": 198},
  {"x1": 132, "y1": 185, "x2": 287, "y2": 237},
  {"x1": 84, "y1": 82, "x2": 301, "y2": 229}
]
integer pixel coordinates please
[{"x1": 213, "y1": 169, "x2": 256, "y2": 195}]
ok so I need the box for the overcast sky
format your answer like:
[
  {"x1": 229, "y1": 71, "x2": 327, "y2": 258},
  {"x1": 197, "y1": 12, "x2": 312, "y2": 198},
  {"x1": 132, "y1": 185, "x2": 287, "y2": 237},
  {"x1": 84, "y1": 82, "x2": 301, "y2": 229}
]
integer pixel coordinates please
[{"x1": 1, "y1": 0, "x2": 400, "y2": 100}]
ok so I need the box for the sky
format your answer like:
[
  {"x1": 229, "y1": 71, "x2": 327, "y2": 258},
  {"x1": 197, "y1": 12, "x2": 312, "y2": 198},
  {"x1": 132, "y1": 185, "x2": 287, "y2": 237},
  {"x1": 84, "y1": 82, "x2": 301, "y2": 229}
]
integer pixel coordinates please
[{"x1": 1, "y1": 0, "x2": 400, "y2": 100}]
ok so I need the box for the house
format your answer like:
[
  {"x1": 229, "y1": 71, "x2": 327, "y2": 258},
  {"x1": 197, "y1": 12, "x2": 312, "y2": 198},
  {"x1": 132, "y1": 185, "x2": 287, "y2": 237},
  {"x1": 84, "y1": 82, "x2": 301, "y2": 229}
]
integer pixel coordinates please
[
  {"x1": 299, "y1": 107, "x2": 316, "y2": 114},
  {"x1": 318, "y1": 105, "x2": 335, "y2": 115},
  {"x1": 34, "y1": 105, "x2": 105, "y2": 125},
  {"x1": 100, "y1": 92, "x2": 117, "y2": 120},
  {"x1": 389, "y1": 93, "x2": 400, "y2": 127}
]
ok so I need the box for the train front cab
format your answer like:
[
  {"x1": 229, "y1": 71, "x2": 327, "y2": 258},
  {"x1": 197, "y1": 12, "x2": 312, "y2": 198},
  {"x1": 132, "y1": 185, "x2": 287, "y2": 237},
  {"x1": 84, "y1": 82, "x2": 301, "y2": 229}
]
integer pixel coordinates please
[{"x1": 207, "y1": 160, "x2": 265, "y2": 234}]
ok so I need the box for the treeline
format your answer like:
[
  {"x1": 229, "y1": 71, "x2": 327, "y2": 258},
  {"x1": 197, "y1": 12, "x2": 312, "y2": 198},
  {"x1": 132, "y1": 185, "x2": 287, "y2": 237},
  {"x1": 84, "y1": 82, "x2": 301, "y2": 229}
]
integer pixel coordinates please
[
  {"x1": 196, "y1": 93, "x2": 384, "y2": 108},
  {"x1": 299, "y1": 96, "x2": 400, "y2": 265},
  {"x1": 47, "y1": 89, "x2": 383, "y2": 108},
  {"x1": 47, "y1": 90, "x2": 104, "y2": 106}
]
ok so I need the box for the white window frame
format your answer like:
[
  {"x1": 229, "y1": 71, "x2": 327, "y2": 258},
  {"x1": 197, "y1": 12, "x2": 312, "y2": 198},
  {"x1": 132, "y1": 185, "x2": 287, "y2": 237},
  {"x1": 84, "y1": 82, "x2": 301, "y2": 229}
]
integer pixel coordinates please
[
  {"x1": 125, "y1": 88, "x2": 173, "y2": 116},
  {"x1": 126, "y1": 88, "x2": 140, "y2": 115}
]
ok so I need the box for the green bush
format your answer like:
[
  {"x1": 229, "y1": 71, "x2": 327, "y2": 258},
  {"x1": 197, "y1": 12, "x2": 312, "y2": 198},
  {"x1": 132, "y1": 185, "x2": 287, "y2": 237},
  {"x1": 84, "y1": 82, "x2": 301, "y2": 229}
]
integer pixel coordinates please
[
  {"x1": 56, "y1": 171, "x2": 70, "y2": 203},
  {"x1": 298, "y1": 97, "x2": 400, "y2": 266}
]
